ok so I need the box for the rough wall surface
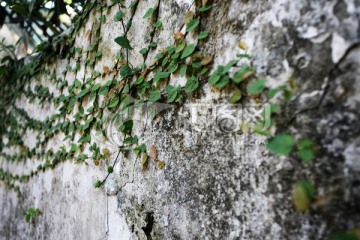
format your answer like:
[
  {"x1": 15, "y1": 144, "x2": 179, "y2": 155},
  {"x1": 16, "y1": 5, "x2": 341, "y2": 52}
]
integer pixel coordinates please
[{"x1": 1, "y1": 0, "x2": 360, "y2": 239}]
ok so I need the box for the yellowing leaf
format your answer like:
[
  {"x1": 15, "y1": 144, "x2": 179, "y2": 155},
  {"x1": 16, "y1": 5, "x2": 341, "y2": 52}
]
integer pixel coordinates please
[
  {"x1": 149, "y1": 145, "x2": 157, "y2": 160},
  {"x1": 102, "y1": 148, "x2": 111, "y2": 158},
  {"x1": 157, "y1": 161, "x2": 165, "y2": 170},
  {"x1": 238, "y1": 41, "x2": 248, "y2": 50},
  {"x1": 141, "y1": 153, "x2": 148, "y2": 170},
  {"x1": 292, "y1": 185, "x2": 310, "y2": 212},
  {"x1": 201, "y1": 55, "x2": 213, "y2": 65},
  {"x1": 241, "y1": 123, "x2": 249, "y2": 133},
  {"x1": 183, "y1": 11, "x2": 194, "y2": 24},
  {"x1": 108, "y1": 89, "x2": 115, "y2": 98},
  {"x1": 174, "y1": 32, "x2": 184, "y2": 40},
  {"x1": 103, "y1": 66, "x2": 110, "y2": 73},
  {"x1": 352, "y1": 228, "x2": 360, "y2": 238},
  {"x1": 292, "y1": 181, "x2": 315, "y2": 212}
]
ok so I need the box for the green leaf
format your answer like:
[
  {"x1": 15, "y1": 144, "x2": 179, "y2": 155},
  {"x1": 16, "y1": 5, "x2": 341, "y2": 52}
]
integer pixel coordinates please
[
  {"x1": 149, "y1": 90, "x2": 161, "y2": 102},
  {"x1": 74, "y1": 79, "x2": 82, "y2": 88},
  {"x1": 331, "y1": 232, "x2": 359, "y2": 240},
  {"x1": 114, "y1": 36, "x2": 133, "y2": 50},
  {"x1": 94, "y1": 52, "x2": 102, "y2": 59},
  {"x1": 154, "y1": 71, "x2": 170, "y2": 83},
  {"x1": 75, "y1": 47, "x2": 82, "y2": 53},
  {"x1": 104, "y1": 79, "x2": 114, "y2": 87},
  {"x1": 185, "y1": 76, "x2": 199, "y2": 93},
  {"x1": 168, "y1": 62, "x2": 179, "y2": 73},
  {"x1": 162, "y1": 58, "x2": 169, "y2": 67},
  {"x1": 200, "y1": 4, "x2": 212, "y2": 12},
  {"x1": 181, "y1": 44, "x2": 196, "y2": 59},
  {"x1": 297, "y1": 140, "x2": 316, "y2": 163},
  {"x1": 0, "y1": 66, "x2": 6, "y2": 76},
  {"x1": 166, "y1": 86, "x2": 178, "y2": 103},
  {"x1": 118, "y1": 119, "x2": 133, "y2": 134},
  {"x1": 222, "y1": 60, "x2": 237, "y2": 74},
  {"x1": 298, "y1": 139, "x2": 314, "y2": 148},
  {"x1": 108, "y1": 97, "x2": 119, "y2": 108},
  {"x1": 143, "y1": 7, "x2": 155, "y2": 18},
  {"x1": 99, "y1": 15, "x2": 106, "y2": 23},
  {"x1": 247, "y1": 79, "x2": 266, "y2": 94},
  {"x1": 208, "y1": 73, "x2": 221, "y2": 85},
  {"x1": 70, "y1": 144, "x2": 78, "y2": 152},
  {"x1": 78, "y1": 134, "x2": 91, "y2": 144},
  {"x1": 215, "y1": 76, "x2": 230, "y2": 89},
  {"x1": 134, "y1": 144, "x2": 146, "y2": 155},
  {"x1": 98, "y1": 86, "x2": 109, "y2": 95},
  {"x1": 91, "y1": 83, "x2": 101, "y2": 91},
  {"x1": 135, "y1": 76, "x2": 144, "y2": 84},
  {"x1": 300, "y1": 180, "x2": 315, "y2": 199},
  {"x1": 198, "y1": 32, "x2": 209, "y2": 40},
  {"x1": 149, "y1": 42, "x2": 157, "y2": 48},
  {"x1": 114, "y1": 11, "x2": 125, "y2": 21},
  {"x1": 171, "y1": 53, "x2": 180, "y2": 61},
  {"x1": 124, "y1": 136, "x2": 133, "y2": 144},
  {"x1": 267, "y1": 134, "x2": 295, "y2": 156},
  {"x1": 232, "y1": 65, "x2": 252, "y2": 84},
  {"x1": 94, "y1": 180, "x2": 101, "y2": 188},
  {"x1": 192, "y1": 60, "x2": 202, "y2": 69},
  {"x1": 175, "y1": 40, "x2": 186, "y2": 53},
  {"x1": 298, "y1": 149, "x2": 314, "y2": 163},
  {"x1": 155, "y1": 53, "x2": 164, "y2": 60},
  {"x1": 132, "y1": 135, "x2": 139, "y2": 144},
  {"x1": 108, "y1": 166, "x2": 113, "y2": 173},
  {"x1": 116, "y1": 52, "x2": 121, "y2": 60},
  {"x1": 199, "y1": 68, "x2": 209, "y2": 76},
  {"x1": 153, "y1": 20, "x2": 162, "y2": 28},
  {"x1": 77, "y1": 88, "x2": 89, "y2": 99},
  {"x1": 128, "y1": 1, "x2": 136, "y2": 8},
  {"x1": 179, "y1": 66, "x2": 187, "y2": 77},
  {"x1": 140, "y1": 144, "x2": 146, "y2": 152},
  {"x1": 78, "y1": 105, "x2": 85, "y2": 116},
  {"x1": 229, "y1": 89, "x2": 242, "y2": 103},
  {"x1": 186, "y1": 19, "x2": 200, "y2": 32},
  {"x1": 139, "y1": 48, "x2": 148, "y2": 55},
  {"x1": 268, "y1": 88, "x2": 280, "y2": 99},
  {"x1": 120, "y1": 65, "x2": 132, "y2": 77}
]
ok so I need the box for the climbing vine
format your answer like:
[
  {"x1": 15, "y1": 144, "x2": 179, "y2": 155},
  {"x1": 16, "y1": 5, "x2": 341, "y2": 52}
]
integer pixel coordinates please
[{"x1": 0, "y1": 0, "x2": 310, "y2": 206}]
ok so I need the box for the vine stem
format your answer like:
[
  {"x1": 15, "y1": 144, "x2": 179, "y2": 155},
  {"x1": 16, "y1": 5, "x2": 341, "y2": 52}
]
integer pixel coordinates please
[
  {"x1": 142, "y1": 0, "x2": 162, "y2": 63},
  {"x1": 100, "y1": 147, "x2": 122, "y2": 186}
]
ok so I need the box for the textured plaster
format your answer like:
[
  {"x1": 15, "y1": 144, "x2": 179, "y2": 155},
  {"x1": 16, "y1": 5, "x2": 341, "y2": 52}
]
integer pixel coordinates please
[{"x1": 1, "y1": 0, "x2": 360, "y2": 239}]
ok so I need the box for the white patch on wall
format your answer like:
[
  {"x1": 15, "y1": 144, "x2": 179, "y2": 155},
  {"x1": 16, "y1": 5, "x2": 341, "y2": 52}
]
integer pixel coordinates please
[
  {"x1": 331, "y1": 32, "x2": 350, "y2": 63},
  {"x1": 344, "y1": 139, "x2": 360, "y2": 177}
]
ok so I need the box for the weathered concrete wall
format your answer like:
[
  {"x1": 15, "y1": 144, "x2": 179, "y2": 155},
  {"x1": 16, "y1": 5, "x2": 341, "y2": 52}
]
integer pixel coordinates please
[{"x1": 1, "y1": 0, "x2": 360, "y2": 239}]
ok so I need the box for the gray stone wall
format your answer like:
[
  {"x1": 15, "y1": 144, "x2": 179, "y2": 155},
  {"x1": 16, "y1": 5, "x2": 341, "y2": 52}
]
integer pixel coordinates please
[{"x1": 1, "y1": 0, "x2": 360, "y2": 239}]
